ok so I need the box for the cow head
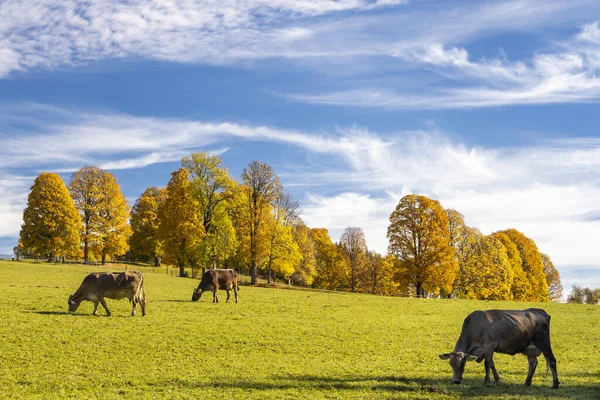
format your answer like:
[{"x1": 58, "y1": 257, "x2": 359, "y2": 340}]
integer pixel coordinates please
[
  {"x1": 67, "y1": 295, "x2": 80, "y2": 312},
  {"x1": 439, "y1": 352, "x2": 477, "y2": 384},
  {"x1": 191, "y1": 287, "x2": 203, "y2": 302}
]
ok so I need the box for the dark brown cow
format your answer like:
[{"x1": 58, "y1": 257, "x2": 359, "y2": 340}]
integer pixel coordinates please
[
  {"x1": 191, "y1": 269, "x2": 238, "y2": 303},
  {"x1": 68, "y1": 271, "x2": 146, "y2": 316},
  {"x1": 439, "y1": 308, "x2": 559, "y2": 388}
]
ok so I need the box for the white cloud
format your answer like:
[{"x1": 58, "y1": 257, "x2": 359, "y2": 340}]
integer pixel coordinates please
[{"x1": 1, "y1": 104, "x2": 600, "y2": 289}]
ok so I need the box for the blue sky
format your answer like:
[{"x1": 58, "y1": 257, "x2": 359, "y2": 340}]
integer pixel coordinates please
[{"x1": 1, "y1": 0, "x2": 600, "y2": 293}]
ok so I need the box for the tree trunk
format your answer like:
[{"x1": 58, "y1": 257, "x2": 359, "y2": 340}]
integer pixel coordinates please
[
  {"x1": 267, "y1": 265, "x2": 272, "y2": 284},
  {"x1": 179, "y1": 265, "x2": 185, "y2": 277},
  {"x1": 251, "y1": 260, "x2": 257, "y2": 285},
  {"x1": 84, "y1": 238, "x2": 89, "y2": 263},
  {"x1": 154, "y1": 256, "x2": 160, "y2": 267},
  {"x1": 416, "y1": 282, "x2": 423, "y2": 298},
  {"x1": 101, "y1": 252, "x2": 106, "y2": 265},
  {"x1": 48, "y1": 251, "x2": 54, "y2": 263}
]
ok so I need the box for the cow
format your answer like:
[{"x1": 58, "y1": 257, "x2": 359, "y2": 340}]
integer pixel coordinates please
[
  {"x1": 68, "y1": 271, "x2": 146, "y2": 316},
  {"x1": 191, "y1": 269, "x2": 238, "y2": 303},
  {"x1": 439, "y1": 308, "x2": 559, "y2": 389}
]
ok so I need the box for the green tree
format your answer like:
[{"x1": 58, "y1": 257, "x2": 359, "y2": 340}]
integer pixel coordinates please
[
  {"x1": 240, "y1": 161, "x2": 283, "y2": 284},
  {"x1": 387, "y1": 194, "x2": 458, "y2": 297},
  {"x1": 497, "y1": 229, "x2": 549, "y2": 302},
  {"x1": 19, "y1": 172, "x2": 81, "y2": 261},
  {"x1": 541, "y1": 253, "x2": 563, "y2": 302},
  {"x1": 129, "y1": 187, "x2": 165, "y2": 266},
  {"x1": 182, "y1": 152, "x2": 238, "y2": 270},
  {"x1": 157, "y1": 168, "x2": 206, "y2": 277}
]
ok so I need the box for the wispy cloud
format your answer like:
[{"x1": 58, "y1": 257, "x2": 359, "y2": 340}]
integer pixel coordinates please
[{"x1": 1, "y1": 103, "x2": 600, "y2": 290}]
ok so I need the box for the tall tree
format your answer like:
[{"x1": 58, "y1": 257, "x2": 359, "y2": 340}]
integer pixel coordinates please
[
  {"x1": 129, "y1": 187, "x2": 165, "y2": 266},
  {"x1": 94, "y1": 171, "x2": 132, "y2": 264},
  {"x1": 492, "y1": 232, "x2": 532, "y2": 301},
  {"x1": 541, "y1": 253, "x2": 563, "y2": 302},
  {"x1": 339, "y1": 227, "x2": 368, "y2": 292},
  {"x1": 69, "y1": 166, "x2": 104, "y2": 262},
  {"x1": 19, "y1": 172, "x2": 81, "y2": 261},
  {"x1": 157, "y1": 168, "x2": 205, "y2": 277},
  {"x1": 387, "y1": 194, "x2": 458, "y2": 297},
  {"x1": 498, "y1": 229, "x2": 549, "y2": 302},
  {"x1": 453, "y1": 234, "x2": 514, "y2": 300},
  {"x1": 291, "y1": 223, "x2": 317, "y2": 286},
  {"x1": 311, "y1": 228, "x2": 349, "y2": 290},
  {"x1": 240, "y1": 161, "x2": 283, "y2": 284}
]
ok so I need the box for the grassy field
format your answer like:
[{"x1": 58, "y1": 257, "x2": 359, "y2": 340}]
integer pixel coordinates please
[{"x1": 0, "y1": 261, "x2": 598, "y2": 399}]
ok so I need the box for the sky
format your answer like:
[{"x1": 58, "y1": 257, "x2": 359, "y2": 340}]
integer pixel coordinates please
[{"x1": 1, "y1": 0, "x2": 600, "y2": 294}]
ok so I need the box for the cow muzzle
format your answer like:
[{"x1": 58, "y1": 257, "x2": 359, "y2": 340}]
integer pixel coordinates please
[{"x1": 453, "y1": 380, "x2": 462, "y2": 385}]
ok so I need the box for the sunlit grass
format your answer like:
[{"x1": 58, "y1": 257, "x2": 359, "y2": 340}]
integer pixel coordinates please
[{"x1": 0, "y1": 261, "x2": 598, "y2": 399}]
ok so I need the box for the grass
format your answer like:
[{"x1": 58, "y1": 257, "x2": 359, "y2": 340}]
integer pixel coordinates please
[{"x1": 0, "y1": 261, "x2": 599, "y2": 399}]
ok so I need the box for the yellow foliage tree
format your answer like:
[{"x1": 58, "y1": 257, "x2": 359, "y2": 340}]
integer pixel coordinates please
[
  {"x1": 240, "y1": 161, "x2": 283, "y2": 284},
  {"x1": 130, "y1": 187, "x2": 165, "y2": 266},
  {"x1": 20, "y1": 172, "x2": 81, "y2": 261},
  {"x1": 263, "y1": 211, "x2": 302, "y2": 283},
  {"x1": 387, "y1": 194, "x2": 458, "y2": 297},
  {"x1": 453, "y1": 233, "x2": 514, "y2": 300},
  {"x1": 492, "y1": 232, "x2": 532, "y2": 301},
  {"x1": 541, "y1": 253, "x2": 563, "y2": 302},
  {"x1": 311, "y1": 228, "x2": 349, "y2": 290},
  {"x1": 291, "y1": 223, "x2": 317, "y2": 286},
  {"x1": 340, "y1": 227, "x2": 368, "y2": 292},
  {"x1": 157, "y1": 168, "x2": 206, "y2": 277},
  {"x1": 497, "y1": 229, "x2": 549, "y2": 302}
]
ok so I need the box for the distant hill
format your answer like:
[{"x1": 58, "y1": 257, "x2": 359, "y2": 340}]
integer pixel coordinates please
[{"x1": 0, "y1": 254, "x2": 14, "y2": 260}]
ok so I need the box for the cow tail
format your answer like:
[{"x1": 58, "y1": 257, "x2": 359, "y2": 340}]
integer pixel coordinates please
[{"x1": 135, "y1": 271, "x2": 145, "y2": 304}]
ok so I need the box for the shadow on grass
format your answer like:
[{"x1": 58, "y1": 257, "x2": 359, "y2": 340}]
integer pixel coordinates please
[{"x1": 153, "y1": 374, "x2": 600, "y2": 398}]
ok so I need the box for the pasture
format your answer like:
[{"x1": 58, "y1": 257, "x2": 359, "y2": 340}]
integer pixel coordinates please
[{"x1": 0, "y1": 261, "x2": 598, "y2": 399}]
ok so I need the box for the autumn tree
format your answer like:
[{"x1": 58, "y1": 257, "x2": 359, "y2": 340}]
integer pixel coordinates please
[
  {"x1": 497, "y1": 229, "x2": 549, "y2": 302},
  {"x1": 357, "y1": 250, "x2": 397, "y2": 295},
  {"x1": 129, "y1": 187, "x2": 165, "y2": 266},
  {"x1": 453, "y1": 233, "x2": 514, "y2": 300},
  {"x1": 19, "y1": 173, "x2": 81, "y2": 261},
  {"x1": 568, "y1": 285, "x2": 586, "y2": 303},
  {"x1": 182, "y1": 152, "x2": 238, "y2": 270},
  {"x1": 387, "y1": 194, "x2": 458, "y2": 297},
  {"x1": 311, "y1": 228, "x2": 349, "y2": 290},
  {"x1": 541, "y1": 253, "x2": 563, "y2": 302},
  {"x1": 157, "y1": 168, "x2": 205, "y2": 277},
  {"x1": 69, "y1": 166, "x2": 104, "y2": 262},
  {"x1": 339, "y1": 227, "x2": 368, "y2": 292},
  {"x1": 291, "y1": 223, "x2": 317, "y2": 286},
  {"x1": 491, "y1": 232, "x2": 532, "y2": 301},
  {"x1": 262, "y1": 193, "x2": 302, "y2": 284},
  {"x1": 240, "y1": 161, "x2": 283, "y2": 284}
]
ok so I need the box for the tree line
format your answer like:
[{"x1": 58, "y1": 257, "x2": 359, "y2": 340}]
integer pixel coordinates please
[{"x1": 16, "y1": 153, "x2": 563, "y2": 301}]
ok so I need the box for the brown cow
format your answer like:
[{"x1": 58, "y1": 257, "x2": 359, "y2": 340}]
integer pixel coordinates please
[
  {"x1": 191, "y1": 269, "x2": 238, "y2": 303},
  {"x1": 439, "y1": 308, "x2": 559, "y2": 388},
  {"x1": 68, "y1": 271, "x2": 146, "y2": 316}
]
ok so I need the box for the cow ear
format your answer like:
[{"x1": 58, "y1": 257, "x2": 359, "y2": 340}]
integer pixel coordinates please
[
  {"x1": 466, "y1": 354, "x2": 478, "y2": 361},
  {"x1": 439, "y1": 353, "x2": 452, "y2": 360}
]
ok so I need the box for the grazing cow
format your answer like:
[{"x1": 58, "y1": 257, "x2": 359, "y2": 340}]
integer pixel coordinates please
[
  {"x1": 68, "y1": 271, "x2": 146, "y2": 316},
  {"x1": 439, "y1": 308, "x2": 559, "y2": 389},
  {"x1": 191, "y1": 269, "x2": 238, "y2": 303}
]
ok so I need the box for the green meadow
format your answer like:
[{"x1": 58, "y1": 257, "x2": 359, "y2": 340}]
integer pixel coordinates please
[{"x1": 0, "y1": 261, "x2": 598, "y2": 399}]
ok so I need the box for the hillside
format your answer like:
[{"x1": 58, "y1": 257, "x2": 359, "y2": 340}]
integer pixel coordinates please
[{"x1": 0, "y1": 261, "x2": 598, "y2": 399}]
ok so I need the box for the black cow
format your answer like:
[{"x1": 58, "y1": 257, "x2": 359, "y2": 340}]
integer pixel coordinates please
[
  {"x1": 191, "y1": 269, "x2": 239, "y2": 303},
  {"x1": 439, "y1": 308, "x2": 559, "y2": 388}
]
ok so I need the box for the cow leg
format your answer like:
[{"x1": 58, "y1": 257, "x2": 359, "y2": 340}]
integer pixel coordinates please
[
  {"x1": 213, "y1": 289, "x2": 218, "y2": 303},
  {"x1": 535, "y1": 336, "x2": 559, "y2": 389},
  {"x1": 525, "y1": 355, "x2": 538, "y2": 386},
  {"x1": 234, "y1": 285, "x2": 238, "y2": 303},
  {"x1": 131, "y1": 299, "x2": 137, "y2": 317},
  {"x1": 92, "y1": 300, "x2": 100, "y2": 316},
  {"x1": 484, "y1": 355, "x2": 500, "y2": 383},
  {"x1": 99, "y1": 297, "x2": 111, "y2": 316},
  {"x1": 140, "y1": 296, "x2": 146, "y2": 317},
  {"x1": 226, "y1": 289, "x2": 231, "y2": 303}
]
